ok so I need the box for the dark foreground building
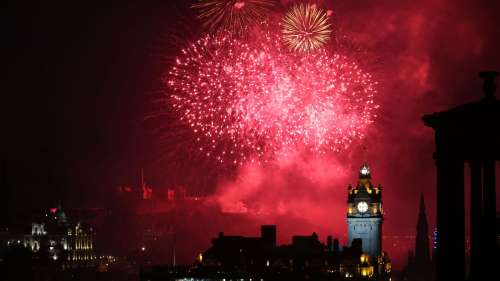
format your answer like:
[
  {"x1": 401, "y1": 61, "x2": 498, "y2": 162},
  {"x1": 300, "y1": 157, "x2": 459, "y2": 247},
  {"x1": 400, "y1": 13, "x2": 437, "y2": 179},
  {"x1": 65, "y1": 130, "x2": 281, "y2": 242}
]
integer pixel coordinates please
[
  {"x1": 141, "y1": 164, "x2": 392, "y2": 281},
  {"x1": 423, "y1": 71, "x2": 500, "y2": 281}
]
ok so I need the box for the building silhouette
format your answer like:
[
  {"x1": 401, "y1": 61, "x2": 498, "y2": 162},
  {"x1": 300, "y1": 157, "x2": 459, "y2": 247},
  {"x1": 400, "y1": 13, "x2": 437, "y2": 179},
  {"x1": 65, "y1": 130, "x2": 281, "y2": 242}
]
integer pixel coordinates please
[
  {"x1": 423, "y1": 71, "x2": 500, "y2": 281},
  {"x1": 414, "y1": 194, "x2": 431, "y2": 268},
  {"x1": 401, "y1": 194, "x2": 433, "y2": 281},
  {"x1": 141, "y1": 164, "x2": 392, "y2": 281}
]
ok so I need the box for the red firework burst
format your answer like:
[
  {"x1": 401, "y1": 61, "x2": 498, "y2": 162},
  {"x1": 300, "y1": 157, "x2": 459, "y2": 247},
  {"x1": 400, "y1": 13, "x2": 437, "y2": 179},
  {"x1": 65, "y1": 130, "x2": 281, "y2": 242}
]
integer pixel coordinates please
[
  {"x1": 192, "y1": 0, "x2": 276, "y2": 33},
  {"x1": 166, "y1": 26, "x2": 377, "y2": 165},
  {"x1": 281, "y1": 3, "x2": 332, "y2": 53}
]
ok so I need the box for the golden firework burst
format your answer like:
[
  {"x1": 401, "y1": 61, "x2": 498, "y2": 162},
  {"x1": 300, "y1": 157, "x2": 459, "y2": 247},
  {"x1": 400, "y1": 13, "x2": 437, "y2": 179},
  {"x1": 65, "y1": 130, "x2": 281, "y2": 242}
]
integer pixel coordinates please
[
  {"x1": 281, "y1": 3, "x2": 332, "y2": 53},
  {"x1": 192, "y1": 0, "x2": 276, "y2": 34}
]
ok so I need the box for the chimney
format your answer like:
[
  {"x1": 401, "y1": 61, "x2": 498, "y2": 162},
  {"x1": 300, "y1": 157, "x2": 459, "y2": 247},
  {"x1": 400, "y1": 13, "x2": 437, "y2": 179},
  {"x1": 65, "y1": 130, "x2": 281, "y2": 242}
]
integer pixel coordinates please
[
  {"x1": 327, "y1": 235, "x2": 333, "y2": 252},
  {"x1": 261, "y1": 225, "x2": 276, "y2": 248},
  {"x1": 333, "y1": 238, "x2": 340, "y2": 252},
  {"x1": 479, "y1": 71, "x2": 498, "y2": 100}
]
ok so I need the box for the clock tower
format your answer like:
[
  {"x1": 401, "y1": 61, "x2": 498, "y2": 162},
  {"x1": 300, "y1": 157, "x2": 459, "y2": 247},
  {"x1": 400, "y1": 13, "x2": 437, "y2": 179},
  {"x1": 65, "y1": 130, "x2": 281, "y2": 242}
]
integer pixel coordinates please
[{"x1": 347, "y1": 163, "x2": 383, "y2": 259}]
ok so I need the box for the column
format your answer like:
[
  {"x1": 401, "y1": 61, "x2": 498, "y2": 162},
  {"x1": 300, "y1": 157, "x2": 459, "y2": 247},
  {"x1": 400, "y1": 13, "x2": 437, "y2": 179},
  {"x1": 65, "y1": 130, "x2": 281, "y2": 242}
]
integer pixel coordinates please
[
  {"x1": 435, "y1": 158, "x2": 465, "y2": 281},
  {"x1": 468, "y1": 161, "x2": 483, "y2": 280},
  {"x1": 483, "y1": 159, "x2": 496, "y2": 276}
]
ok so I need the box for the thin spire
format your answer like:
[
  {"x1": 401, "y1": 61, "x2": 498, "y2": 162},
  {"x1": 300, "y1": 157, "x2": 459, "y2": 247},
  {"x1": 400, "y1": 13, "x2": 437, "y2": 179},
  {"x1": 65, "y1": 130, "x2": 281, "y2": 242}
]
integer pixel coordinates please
[
  {"x1": 362, "y1": 145, "x2": 368, "y2": 162},
  {"x1": 141, "y1": 167, "x2": 144, "y2": 188},
  {"x1": 415, "y1": 193, "x2": 431, "y2": 265},
  {"x1": 419, "y1": 193, "x2": 426, "y2": 214}
]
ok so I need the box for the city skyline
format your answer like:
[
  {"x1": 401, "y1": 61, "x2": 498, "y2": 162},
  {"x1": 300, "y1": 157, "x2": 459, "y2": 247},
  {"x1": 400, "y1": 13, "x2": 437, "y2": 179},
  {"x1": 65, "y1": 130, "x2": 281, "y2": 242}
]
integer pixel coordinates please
[{"x1": 3, "y1": 1, "x2": 500, "y2": 280}]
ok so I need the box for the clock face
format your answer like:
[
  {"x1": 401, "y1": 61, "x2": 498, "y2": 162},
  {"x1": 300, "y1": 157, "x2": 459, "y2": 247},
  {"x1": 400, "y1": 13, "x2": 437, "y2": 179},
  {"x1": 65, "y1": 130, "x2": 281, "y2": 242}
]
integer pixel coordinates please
[{"x1": 357, "y1": 201, "x2": 368, "y2": 213}]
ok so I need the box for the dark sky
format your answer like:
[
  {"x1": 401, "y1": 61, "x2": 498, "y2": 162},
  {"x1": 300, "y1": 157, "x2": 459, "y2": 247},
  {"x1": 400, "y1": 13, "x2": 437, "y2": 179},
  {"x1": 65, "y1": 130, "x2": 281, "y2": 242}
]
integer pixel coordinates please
[
  {"x1": 3, "y1": 1, "x2": 181, "y2": 218},
  {"x1": 3, "y1": 0, "x2": 500, "y2": 267}
]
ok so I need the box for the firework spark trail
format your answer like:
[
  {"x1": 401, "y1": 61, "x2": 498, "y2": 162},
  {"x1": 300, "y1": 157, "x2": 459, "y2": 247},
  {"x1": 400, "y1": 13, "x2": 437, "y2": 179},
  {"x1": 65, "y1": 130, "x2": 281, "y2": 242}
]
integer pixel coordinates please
[
  {"x1": 192, "y1": 0, "x2": 276, "y2": 34},
  {"x1": 281, "y1": 3, "x2": 332, "y2": 53},
  {"x1": 166, "y1": 25, "x2": 378, "y2": 165}
]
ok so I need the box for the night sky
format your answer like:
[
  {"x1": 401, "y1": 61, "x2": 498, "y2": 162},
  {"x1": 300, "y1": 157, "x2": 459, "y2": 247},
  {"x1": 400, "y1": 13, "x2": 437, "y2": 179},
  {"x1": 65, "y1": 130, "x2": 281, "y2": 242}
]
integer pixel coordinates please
[{"x1": 4, "y1": 0, "x2": 500, "y2": 267}]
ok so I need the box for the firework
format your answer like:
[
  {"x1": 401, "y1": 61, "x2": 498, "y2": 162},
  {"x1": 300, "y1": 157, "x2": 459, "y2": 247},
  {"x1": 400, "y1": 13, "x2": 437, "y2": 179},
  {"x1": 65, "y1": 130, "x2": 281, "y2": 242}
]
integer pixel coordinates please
[
  {"x1": 281, "y1": 3, "x2": 332, "y2": 53},
  {"x1": 166, "y1": 27, "x2": 377, "y2": 165},
  {"x1": 192, "y1": 0, "x2": 276, "y2": 33}
]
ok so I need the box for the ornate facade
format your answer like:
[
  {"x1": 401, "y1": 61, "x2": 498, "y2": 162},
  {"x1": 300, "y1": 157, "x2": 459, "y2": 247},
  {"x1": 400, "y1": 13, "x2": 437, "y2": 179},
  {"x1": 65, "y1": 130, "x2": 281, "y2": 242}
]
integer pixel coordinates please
[{"x1": 20, "y1": 207, "x2": 96, "y2": 268}]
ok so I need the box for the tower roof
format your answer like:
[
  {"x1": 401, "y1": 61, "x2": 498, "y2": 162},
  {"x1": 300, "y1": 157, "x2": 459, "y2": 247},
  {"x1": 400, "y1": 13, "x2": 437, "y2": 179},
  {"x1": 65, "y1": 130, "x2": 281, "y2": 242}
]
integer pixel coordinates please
[
  {"x1": 422, "y1": 72, "x2": 500, "y2": 161},
  {"x1": 348, "y1": 162, "x2": 382, "y2": 204}
]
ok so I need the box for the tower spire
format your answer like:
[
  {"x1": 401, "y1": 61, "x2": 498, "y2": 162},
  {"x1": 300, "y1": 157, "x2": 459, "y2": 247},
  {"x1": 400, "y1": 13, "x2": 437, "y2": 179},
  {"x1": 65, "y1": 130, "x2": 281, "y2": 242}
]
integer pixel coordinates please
[
  {"x1": 419, "y1": 193, "x2": 426, "y2": 215},
  {"x1": 362, "y1": 145, "x2": 368, "y2": 162},
  {"x1": 359, "y1": 162, "x2": 371, "y2": 179},
  {"x1": 415, "y1": 193, "x2": 431, "y2": 266}
]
